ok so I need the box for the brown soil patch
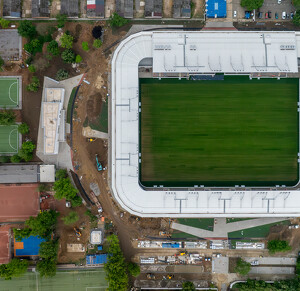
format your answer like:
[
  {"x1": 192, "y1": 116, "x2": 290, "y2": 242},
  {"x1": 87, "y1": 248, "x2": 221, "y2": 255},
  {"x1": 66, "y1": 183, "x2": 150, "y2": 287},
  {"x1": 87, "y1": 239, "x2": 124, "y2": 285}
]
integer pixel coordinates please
[
  {"x1": 163, "y1": 0, "x2": 173, "y2": 17},
  {"x1": 193, "y1": 0, "x2": 205, "y2": 18}
]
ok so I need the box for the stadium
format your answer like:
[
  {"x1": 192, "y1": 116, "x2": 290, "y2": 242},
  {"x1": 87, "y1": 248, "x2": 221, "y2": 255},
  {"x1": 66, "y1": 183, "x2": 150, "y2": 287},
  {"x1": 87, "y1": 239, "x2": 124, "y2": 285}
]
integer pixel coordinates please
[{"x1": 110, "y1": 31, "x2": 300, "y2": 217}]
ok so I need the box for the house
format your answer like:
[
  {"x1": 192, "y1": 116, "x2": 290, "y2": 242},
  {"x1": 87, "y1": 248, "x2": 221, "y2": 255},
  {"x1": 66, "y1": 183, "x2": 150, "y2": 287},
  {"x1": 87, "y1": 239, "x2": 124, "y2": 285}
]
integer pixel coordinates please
[
  {"x1": 3, "y1": 0, "x2": 21, "y2": 18},
  {"x1": 145, "y1": 0, "x2": 162, "y2": 18},
  {"x1": 173, "y1": 0, "x2": 191, "y2": 18},
  {"x1": 31, "y1": 0, "x2": 50, "y2": 18},
  {"x1": 61, "y1": 0, "x2": 79, "y2": 17},
  {"x1": 115, "y1": 0, "x2": 133, "y2": 18},
  {"x1": 87, "y1": 0, "x2": 105, "y2": 18}
]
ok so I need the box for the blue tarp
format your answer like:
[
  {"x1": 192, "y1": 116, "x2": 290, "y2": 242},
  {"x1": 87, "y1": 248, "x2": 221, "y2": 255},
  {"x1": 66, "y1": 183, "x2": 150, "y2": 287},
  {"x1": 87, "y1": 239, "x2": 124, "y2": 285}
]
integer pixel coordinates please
[
  {"x1": 15, "y1": 236, "x2": 45, "y2": 256},
  {"x1": 206, "y1": 0, "x2": 226, "y2": 18},
  {"x1": 162, "y1": 243, "x2": 181, "y2": 248},
  {"x1": 86, "y1": 254, "x2": 108, "y2": 265}
]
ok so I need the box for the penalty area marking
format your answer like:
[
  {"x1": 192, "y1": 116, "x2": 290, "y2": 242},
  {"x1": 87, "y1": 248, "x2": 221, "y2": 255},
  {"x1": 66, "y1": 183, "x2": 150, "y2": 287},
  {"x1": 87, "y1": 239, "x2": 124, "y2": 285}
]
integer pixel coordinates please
[
  {"x1": 8, "y1": 81, "x2": 18, "y2": 105},
  {"x1": 8, "y1": 128, "x2": 18, "y2": 152}
]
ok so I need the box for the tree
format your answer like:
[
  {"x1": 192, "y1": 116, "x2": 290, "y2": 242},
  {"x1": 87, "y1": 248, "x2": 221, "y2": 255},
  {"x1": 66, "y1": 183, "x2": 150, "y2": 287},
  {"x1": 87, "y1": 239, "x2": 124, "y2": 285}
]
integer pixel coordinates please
[
  {"x1": 26, "y1": 76, "x2": 40, "y2": 92},
  {"x1": 39, "y1": 240, "x2": 58, "y2": 260},
  {"x1": 56, "y1": 14, "x2": 68, "y2": 29},
  {"x1": 293, "y1": 10, "x2": 300, "y2": 26},
  {"x1": 10, "y1": 154, "x2": 22, "y2": 163},
  {"x1": 127, "y1": 262, "x2": 140, "y2": 277},
  {"x1": 24, "y1": 38, "x2": 43, "y2": 55},
  {"x1": 55, "y1": 69, "x2": 69, "y2": 81},
  {"x1": 75, "y1": 55, "x2": 82, "y2": 63},
  {"x1": 18, "y1": 123, "x2": 29, "y2": 135},
  {"x1": 47, "y1": 40, "x2": 60, "y2": 56},
  {"x1": 60, "y1": 33, "x2": 74, "y2": 49},
  {"x1": 92, "y1": 26, "x2": 102, "y2": 39},
  {"x1": 61, "y1": 49, "x2": 75, "y2": 63},
  {"x1": 53, "y1": 170, "x2": 82, "y2": 207},
  {"x1": 0, "y1": 56, "x2": 4, "y2": 67},
  {"x1": 0, "y1": 109, "x2": 16, "y2": 125},
  {"x1": 0, "y1": 259, "x2": 29, "y2": 280},
  {"x1": 234, "y1": 258, "x2": 251, "y2": 275},
  {"x1": 28, "y1": 65, "x2": 36, "y2": 73},
  {"x1": 38, "y1": 183, "x2": 49, "y2": 192},
  {"x1": 36, "y1": 259, "x2": 56, "y2": 277},
  {"x1": 18, "y1": 141, "x2": 35, "y2": 162},
  {"x1": 62, "y1": 211, "x2": 79, "y2": 225},
  {"x1": 108, "y1": 13, "x2": 129, "y2": 28},
  {"x1": 0, "y1": 18, "x2": 10, "y2": 29},
  {"x1": 240, "y1": 0, "x2": 264, "y2": 10},
  {"x1": 104, "y1": 234, "x2": 129, "y2": 291},
  {"x1": 82, "y1": 41, "x2": 89, "y2": 51},
  {"x1": 13, "y1": 228, "x2": 32, "y2": 241},
  {"x1": 182, "y1": 281, "x2": 196, "y2": 291},
  {"x1": 93, "y1": 39, "x2": 102, "y2": 49},
  {"x1": 267, "y1": 240, "x2": 291, "y2": 254},
  {"x1": 17, "y1": 20, "x2": 37, "y2": 39},
  {"x1": 25, "y1": 209, "x2": 59, "y2": 239}
]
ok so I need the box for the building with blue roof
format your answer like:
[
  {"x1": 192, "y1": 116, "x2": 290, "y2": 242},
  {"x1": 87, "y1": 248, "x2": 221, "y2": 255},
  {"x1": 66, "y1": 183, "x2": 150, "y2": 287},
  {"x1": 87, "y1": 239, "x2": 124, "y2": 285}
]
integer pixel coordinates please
[{"x1": 206, "y1": 0, "x2": 227, "y2": 18}]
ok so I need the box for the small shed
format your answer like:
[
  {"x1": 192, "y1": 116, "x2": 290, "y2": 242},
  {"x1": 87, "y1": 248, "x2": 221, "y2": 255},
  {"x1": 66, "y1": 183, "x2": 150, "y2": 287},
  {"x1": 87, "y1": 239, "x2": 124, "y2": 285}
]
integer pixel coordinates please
[
  {"x1": 86, "y1": 254, "x2": 108, "y2": 265},
  {"x1": 90, "y1": 229, "x2": 103, "y2": 244},
  {"x1": 87, "y1": 0, "x2": 105, "y2": 18}
]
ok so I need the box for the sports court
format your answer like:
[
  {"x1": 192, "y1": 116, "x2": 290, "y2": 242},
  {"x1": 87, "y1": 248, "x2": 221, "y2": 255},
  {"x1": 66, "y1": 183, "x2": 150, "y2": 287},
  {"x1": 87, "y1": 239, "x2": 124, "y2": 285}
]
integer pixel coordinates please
[
  {"x1": 0, "y1": 270, "x2": 108, "y2": 291},
  {"x1": 0, "y1": 184, "x2": 39, "y2": 222},
  {"x1": 0, "y1": 124, "x2": 19, "y2": 155},
  {"x1": 0, "y1": 76, "x2": 21, "y2": 108},
  {"x1": 140, "y1": 76, "x2": 299, "y2": 187}
]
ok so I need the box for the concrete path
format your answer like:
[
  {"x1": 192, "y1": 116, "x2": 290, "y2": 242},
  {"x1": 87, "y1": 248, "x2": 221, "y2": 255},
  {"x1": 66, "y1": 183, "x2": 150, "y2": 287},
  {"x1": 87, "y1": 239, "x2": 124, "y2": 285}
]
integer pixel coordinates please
[
  {"x1": 171, "y1": 218, "x2": 289, "y2": 238},
  {"x1": 249, "y1": 266, "x2": 295, "y2": 275},
  {"x1": 244, "y1": 257, "x2": 296, "y2": 265},
  {"x1": 82, "y1": 126, "x2": 108, "y2": 139}
]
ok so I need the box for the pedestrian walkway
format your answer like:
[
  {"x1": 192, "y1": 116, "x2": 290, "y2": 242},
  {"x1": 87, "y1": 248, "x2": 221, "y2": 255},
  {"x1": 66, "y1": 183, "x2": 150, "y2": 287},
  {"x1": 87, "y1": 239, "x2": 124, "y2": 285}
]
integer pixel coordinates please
[{"x1": 171, "y1": 218, "x2": 289, "y2": 238}]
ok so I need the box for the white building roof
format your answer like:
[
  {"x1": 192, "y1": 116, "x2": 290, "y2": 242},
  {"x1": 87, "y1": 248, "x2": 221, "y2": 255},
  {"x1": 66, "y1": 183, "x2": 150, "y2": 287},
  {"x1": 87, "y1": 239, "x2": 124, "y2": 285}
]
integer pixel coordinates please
[
  {"x1": 110, "y1": 31, "x2": 300, "y2": 218},
  {"x1": 39, "y1": 165, "x2": 55, "y2": 183},
  {"x1": 42, "y1": 88, "x2": 65, "y2": 155}
]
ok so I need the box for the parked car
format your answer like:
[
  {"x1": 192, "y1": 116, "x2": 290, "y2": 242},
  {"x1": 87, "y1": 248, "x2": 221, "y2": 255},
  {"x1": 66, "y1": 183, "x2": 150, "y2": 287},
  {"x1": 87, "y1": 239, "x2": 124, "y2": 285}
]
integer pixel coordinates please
[
  {"x1": 289, "y1": 224, "x2": 299, "y2": 229},
  {"x1": 265, "y1": 12, "x2": 268, "y2": 19},
  {"x1": 234, "y1": 10, "x2": 237, "y2": 17},
  {"x1": 278, "y1": 0, "x2": 281, "y2": 3},
  {"x1": 287, "y1": 13, "x2": 290, "y2": 19},
  {"x1": 282, "y1": 11, "x2": 286, "y2": 19},
  {"x1": 291, "y1": 12, "x2": 294, "y2": 19},
  {"x1": 275, "y1": 12, "x2": 278, "y2": 19},
  {"x1": 245, "y1": 11, "x2": 251, "y2": 19},
  {"x1": 268, "y1": 11, "x2": 272, "y2": 18},
  {"x1": 258, "y1": 12, "x2": 263, "y2": 18},
  {"x1": 251, "y1": 260, "x2": 259, "y2": 266}
]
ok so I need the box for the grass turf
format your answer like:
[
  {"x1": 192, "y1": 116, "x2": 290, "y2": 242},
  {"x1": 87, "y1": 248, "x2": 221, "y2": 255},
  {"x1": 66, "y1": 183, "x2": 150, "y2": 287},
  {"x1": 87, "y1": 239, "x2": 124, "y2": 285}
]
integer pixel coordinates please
[
  {"x1": 0, "y1": 125, "x2": 19, "y2": 154},
  {"x1": 0, "y1": 270, "x2": 108, "y2": 291},
  {"x1": 0, "y1": 77, "x2": 19, "y2": 108},
  {"x1": 140, "y1": 77, "x2": 299, "y2": 187},
  {"x1": 177, "y1": 218, "x2": 214, "y2": 231}
]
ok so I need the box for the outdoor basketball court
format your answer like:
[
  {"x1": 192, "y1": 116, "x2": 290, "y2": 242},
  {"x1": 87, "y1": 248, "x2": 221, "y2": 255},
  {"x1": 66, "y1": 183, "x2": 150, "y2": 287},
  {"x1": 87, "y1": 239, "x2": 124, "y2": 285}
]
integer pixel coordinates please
[
  {"x1": 0, "y1": 76, "x2": 21, "y2": 109},
  {"x1": 0, "y1": 184, "x2": 39, "y2": 222},
  {"x1": 0, "y1": 125, "x2": 19, "y2": 155},
  {"x1": 0, "y1": 270, "x2": 108, "y2": 290}
]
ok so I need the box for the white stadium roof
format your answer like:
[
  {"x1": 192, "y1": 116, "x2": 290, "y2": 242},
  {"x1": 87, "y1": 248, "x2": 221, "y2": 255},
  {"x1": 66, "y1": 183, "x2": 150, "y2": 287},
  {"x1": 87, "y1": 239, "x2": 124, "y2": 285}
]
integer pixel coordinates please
[{"x1": 110, "y1": 31, "x2": 300, "y2": 217}]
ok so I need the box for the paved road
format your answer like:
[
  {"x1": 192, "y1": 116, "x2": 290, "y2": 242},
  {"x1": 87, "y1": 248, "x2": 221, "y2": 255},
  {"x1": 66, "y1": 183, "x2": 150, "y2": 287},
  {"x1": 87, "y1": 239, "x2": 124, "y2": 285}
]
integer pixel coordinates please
[
  {"x1": 245, "y1": 257, "x2": 296, "y2": 265},
  {"x1": 249, "y1": 266, "x2": 295, "y2": 274}
]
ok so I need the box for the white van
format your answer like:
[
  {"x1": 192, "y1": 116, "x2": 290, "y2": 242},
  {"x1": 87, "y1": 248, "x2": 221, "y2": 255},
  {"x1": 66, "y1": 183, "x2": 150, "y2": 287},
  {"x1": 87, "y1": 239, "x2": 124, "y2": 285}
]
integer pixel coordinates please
[{"x1": 282, "y1": 11, "x2": 286, "y2": 19}]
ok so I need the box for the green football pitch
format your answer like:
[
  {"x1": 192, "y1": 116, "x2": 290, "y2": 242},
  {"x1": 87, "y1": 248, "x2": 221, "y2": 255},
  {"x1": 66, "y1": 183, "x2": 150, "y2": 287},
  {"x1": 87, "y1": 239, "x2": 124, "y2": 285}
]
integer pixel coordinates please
[
  {"x1": 0, "y1": 77, "x2": 20, "y2": 108},
  {"x1": 0, "y1": 125, "x2": 19, "y2": 154},
  {"x1": 0, "y1": 270, "x2": 108, "y2": 291},
  {"x1": 140, "y1": 76, "x2": 299, "y2": 187}
]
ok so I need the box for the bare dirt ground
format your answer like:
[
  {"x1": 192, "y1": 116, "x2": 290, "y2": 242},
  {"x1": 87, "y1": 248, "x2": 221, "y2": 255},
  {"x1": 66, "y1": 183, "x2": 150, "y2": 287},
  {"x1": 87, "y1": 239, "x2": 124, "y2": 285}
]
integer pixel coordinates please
[
  {"x1": 192, "y1": 0, "x2": 205, "y2": 18},
  {"x1": 163, "y1": 0, "x2": 173, "y2": 18},
  {"x1": 22, "y1": 0, "x2": 32, "y2": 17}
]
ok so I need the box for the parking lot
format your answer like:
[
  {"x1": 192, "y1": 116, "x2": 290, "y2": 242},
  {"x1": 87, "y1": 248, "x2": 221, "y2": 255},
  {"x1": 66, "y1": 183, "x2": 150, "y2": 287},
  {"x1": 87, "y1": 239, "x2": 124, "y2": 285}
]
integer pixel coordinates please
[{"x1": 232, "y1": 0, "x2": 295, "y2": 21}]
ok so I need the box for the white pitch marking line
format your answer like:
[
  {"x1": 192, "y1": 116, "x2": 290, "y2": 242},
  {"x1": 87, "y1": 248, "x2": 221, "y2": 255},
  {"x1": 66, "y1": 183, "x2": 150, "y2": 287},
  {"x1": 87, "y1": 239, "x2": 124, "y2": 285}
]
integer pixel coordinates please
[
  {"x1": 8, "y1": 128, "x2": 18, "y2": 152},
  {"x1": 8, "y1": 82, "x2": 18, "y2": 105}
]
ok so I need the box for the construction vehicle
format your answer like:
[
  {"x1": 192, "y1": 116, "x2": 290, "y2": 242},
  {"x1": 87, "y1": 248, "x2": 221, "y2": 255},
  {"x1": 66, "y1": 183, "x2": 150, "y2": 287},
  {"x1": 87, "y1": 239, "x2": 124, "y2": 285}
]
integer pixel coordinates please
[
  {"x1": 87, "y1": 138, "x2": 96, "y2": 142},
  {"x1": 95, "y1": 154, "x2": 103, "y2": 171},
  {"x1": 74, "y1": 228, "x2": 82, "y2": 238},
  {"x1": 159, "y1": 231, "x2": 170, "y2": 237},
  {"x1": 167, "y1": 274, "x2": 174, "y2": 280},
  {"x1": 90, "y1": 191, "x2": 103, "y2": 213}
]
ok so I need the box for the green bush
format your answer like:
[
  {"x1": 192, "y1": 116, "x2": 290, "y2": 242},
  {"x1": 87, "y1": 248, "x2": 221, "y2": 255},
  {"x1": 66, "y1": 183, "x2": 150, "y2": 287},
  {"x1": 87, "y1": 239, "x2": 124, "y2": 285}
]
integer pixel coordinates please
[
  {"x1": 82, "y1": 41, "x2": 89, "y2": 51},
  {"x1": 39, "y1": 240, "x2": 58, "y2": 260},
  {"x1": 25, "y1": 56, "x2": 33, "y2": 66},
  {"x1": 61, "y1": 49, "x2": 75, "y2": 64},
  {"x1": 93, "y1": 39, "x2": 102, "y2": 48},
  {"x1": 17, "y1": 20, "x2": 37, "y2": 39},
  {"x1": 10, "y1": 155, "x2": 22, "y2": 163},
  {"x1": 37, "y1": 259, "x2": 56, "y2": 277},
  {"x1": 182, "y1": 281, "x2": 196, "y2": 291},
  {"x1": 240, "y1": 0, "x2": 264, "y2": 11},
  {"x1": 127, "y1": 262, "x2": 140, "y2": 277},
  {"x1": 55, "y1": 69, "x2": 69, "y2": 81},
  {"x1": 13, "y1": 228, "x2": 32, "y2": 241},
  {"x1": 47, "y1": 40, "x2": 60, "y2": 56},
  {"x1": 28, "y1": 65, "x2": 36, "y2": 73},
  {"x1": 62, "y1": 211, "x2": 79, "y2": 225},
  {"x1": 18, "y1": 141, "x2": 36, "y2": 162},
  {"x1": 0, "y1": 110, "x2": 16, "y2": 125},
  {"x1": 267, "y1": 240, "x2": 291, "y2": 254},
  {"x1": 60, "y1": 33, "x2": 74, "y2": 49},
  {"x1": 108, "y1": 13, "x2": 129, "y2": 28},
  {"x1": 75, "y1": 55, "x2": 82, "y2": 63},
  {"x1": 234, "y1": 258, "x2": 251, "y2": 275},
  {"x1": 56, "y1": 14, "x2": 67, "y2": 28},
  {"x1": 0, "y1": 56, "x2": 4, "y2": 67},
  {"x1": 18, "y1": 123, "x2": 30, "y2": 135},
  {"x1": 0, "y1": 18, "x2": 10, "y2": 29},
  {"x1": 0, "y1": 156, "x2": 10, "y2": 163},
  {"x1": 24, "y1": 38, "x2": 43, "y2": 56},
  {"x1": 26, "y1": 76, "x2": 40, "y2": 92}
]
